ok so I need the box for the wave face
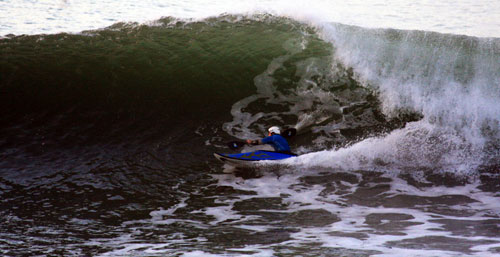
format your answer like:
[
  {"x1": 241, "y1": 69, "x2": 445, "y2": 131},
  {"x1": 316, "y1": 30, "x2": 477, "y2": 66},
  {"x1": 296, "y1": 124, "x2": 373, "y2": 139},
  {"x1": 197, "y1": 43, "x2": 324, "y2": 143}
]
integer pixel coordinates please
[
  {"x1": 1, "y1": 16, "x2": 311, "y2": 172},
  {"x1": 1, "y1": 14, "x2": 500, "y2": 256},
  {"x1": 1, "y1": 15, "x2": 406, "y2": 175}
]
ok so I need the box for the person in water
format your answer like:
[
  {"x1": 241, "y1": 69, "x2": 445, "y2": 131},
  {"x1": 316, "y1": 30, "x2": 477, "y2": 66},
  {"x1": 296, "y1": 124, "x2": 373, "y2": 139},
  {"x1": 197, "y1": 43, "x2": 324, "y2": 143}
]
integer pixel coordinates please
[{"x1": 246, "y1": 126, "x2": 293, "y2": 154}]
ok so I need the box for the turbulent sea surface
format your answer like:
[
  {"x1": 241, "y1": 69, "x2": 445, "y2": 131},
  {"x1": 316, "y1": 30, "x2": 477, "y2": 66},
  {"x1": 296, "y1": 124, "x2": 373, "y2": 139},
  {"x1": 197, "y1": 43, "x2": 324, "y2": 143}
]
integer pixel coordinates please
[{"x1": 1, "y1": 1, "x2": 500, "y2": 256}]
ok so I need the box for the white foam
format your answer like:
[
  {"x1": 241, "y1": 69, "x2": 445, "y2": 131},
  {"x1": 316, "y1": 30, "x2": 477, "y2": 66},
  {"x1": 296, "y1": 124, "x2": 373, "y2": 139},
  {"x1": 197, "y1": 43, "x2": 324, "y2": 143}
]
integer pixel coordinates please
[
  {"x1": 150, "y1": 197, "x2": 188, "y2": 219},
  {"x1": 181, "y1": 248, "x2": 276, "y2": 257},
  {"x1": 209, "y1": 168, "x2": 500, "y2": 255},
  {"x1": 204, "y1": 204, "x2": 243, "y2": 225},
  {"x1": 275, "y1": 16, "x2": 499, "y2": 172},
  {"x1": 84, "y1": 167, "x2": 500, "y2": 256}
]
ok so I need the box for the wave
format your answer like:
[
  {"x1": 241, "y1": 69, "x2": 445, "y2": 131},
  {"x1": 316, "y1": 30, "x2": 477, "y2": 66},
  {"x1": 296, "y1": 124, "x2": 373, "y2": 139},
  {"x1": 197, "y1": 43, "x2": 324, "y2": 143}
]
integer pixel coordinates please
[
  {"x1": 286, "y1": 22, "x2": 500, "y2": 173},
  {"x1": 1, "y1": 14, "x2": 499, "y2": 174}
]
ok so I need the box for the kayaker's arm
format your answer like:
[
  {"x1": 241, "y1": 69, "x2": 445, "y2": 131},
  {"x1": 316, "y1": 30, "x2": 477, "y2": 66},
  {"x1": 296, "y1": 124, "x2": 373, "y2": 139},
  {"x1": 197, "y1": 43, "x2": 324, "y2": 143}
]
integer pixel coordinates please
[{"x1": 246, "y1": 139, "x2": 262, "y2": 145}]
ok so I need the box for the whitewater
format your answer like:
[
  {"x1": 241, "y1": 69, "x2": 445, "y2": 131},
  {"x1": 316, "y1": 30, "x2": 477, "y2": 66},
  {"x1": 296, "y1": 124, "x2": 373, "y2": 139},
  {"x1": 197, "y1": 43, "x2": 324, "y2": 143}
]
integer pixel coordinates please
[{"x1": 1, "y1": 1, "x2": 500, "y2": 257}]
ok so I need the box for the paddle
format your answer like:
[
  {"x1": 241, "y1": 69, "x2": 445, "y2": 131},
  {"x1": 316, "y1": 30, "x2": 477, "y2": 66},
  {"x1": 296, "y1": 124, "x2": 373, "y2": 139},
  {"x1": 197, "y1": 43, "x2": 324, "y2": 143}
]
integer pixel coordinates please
[
  {"x1": 227, "y1": 141, "x2": 247, "y2": 149},
  {"x1": 227, "y1": 128, "x2": 297, "y2": 150},
  {"x1": 281, "y1": 127, "x2": 297, "y2": 138}
]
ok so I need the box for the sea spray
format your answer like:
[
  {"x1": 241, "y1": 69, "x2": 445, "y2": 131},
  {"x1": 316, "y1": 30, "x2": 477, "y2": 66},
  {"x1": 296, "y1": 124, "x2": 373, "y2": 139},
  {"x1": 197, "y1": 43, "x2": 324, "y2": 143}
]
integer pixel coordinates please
[{"x1": 282, "y1": 23, "x2": 500, "y2": 173}]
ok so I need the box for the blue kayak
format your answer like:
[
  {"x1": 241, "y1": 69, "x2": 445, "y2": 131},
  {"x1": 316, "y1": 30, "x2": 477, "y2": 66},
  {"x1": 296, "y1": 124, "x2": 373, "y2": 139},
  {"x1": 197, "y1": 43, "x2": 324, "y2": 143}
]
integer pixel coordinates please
[{"x1": 214, "y1": 150, "x2": 296, "y2": 167}]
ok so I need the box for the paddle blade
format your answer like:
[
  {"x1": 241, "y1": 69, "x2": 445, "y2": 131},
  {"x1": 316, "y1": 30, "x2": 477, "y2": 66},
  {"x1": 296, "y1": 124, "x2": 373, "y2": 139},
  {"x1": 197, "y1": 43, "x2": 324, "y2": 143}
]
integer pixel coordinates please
[
  {"x1": 282, "y1": 128, "x2": 297, "y2": 138},
  {"x1": 227, "y1": 141, "x2": 246, "y2": 150}
]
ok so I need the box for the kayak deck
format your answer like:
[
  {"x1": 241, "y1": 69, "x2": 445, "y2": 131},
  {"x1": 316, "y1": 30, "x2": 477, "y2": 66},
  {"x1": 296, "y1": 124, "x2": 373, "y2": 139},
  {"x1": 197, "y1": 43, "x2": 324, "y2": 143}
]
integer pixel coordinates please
[{"x1": 214, "y1": 150, "x2": 296, "y2": 167}]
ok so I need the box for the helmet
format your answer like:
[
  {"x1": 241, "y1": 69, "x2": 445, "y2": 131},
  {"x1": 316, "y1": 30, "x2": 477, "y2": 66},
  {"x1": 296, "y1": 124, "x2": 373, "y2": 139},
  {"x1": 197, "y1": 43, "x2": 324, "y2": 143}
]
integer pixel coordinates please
[{"x1": 268, "y1": 126, "x2": 281, "y2": 135}]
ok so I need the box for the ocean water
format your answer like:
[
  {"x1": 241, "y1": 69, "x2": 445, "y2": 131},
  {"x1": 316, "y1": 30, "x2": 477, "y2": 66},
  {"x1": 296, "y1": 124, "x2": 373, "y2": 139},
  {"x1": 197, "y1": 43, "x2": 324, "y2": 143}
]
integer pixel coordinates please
[{"x1": 1, "y1": 1, "x2": 500, "y2": 256}]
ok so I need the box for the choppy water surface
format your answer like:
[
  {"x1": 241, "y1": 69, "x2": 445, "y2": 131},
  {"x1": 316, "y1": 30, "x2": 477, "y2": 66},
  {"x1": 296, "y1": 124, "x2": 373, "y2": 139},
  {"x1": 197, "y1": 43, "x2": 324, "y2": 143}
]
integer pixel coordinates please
[
  {"x1": 1, "y1": 0, "x2": 500, "y2": 37},
  {"x1": 1, "y1": 1, "x2": 500, "y2": 256}
]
